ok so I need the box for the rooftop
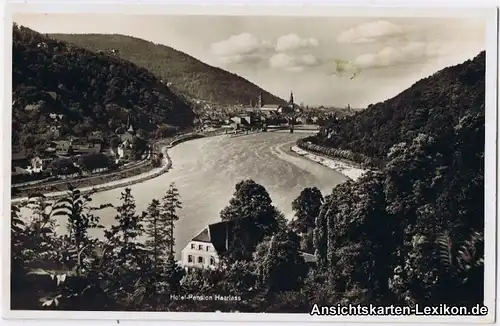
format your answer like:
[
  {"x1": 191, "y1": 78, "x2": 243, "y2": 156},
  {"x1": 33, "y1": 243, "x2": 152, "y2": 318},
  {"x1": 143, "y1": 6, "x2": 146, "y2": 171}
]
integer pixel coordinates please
[
  {"x1": 188, "y1": 220, "x2": 235, "y2": 255},
  {"x1": 192, "y1": 228, "x2": 210, "y2": 243}
]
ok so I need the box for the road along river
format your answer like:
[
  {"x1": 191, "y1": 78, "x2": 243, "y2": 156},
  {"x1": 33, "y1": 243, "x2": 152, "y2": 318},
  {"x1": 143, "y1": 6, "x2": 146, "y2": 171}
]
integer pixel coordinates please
[{"x1": 19, "y1": 132, "x2": 348, "y2": 259}]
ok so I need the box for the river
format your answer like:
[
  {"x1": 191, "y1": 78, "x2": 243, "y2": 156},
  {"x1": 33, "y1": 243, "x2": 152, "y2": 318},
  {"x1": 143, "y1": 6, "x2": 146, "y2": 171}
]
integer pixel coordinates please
[{"x1": 19, "y1": 132, "x2": 347, "y2": 259}]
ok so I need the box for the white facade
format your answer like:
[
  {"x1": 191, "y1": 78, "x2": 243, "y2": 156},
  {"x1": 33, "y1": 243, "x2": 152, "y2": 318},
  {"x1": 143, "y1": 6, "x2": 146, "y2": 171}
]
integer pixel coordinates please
[{"x1": 180, "y1": 240, "x2": 219, "y2": 269}]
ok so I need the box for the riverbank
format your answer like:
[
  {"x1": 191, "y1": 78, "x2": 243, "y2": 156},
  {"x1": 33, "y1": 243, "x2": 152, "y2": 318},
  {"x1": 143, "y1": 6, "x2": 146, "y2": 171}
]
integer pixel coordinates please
[
  {"x1": 290, "y1": 145, "x2": 367, "y2": 181},
  {"x1": 11, "y1": 133, "x2": 213, "y2": 204}
]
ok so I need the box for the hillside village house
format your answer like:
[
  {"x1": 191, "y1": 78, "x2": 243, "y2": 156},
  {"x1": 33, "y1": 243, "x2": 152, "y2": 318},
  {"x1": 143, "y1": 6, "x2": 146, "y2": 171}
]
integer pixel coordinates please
[
  {"x1": 11, "y1": 150, "x2": 47, "y2": 176},
  {"x1": 71, "y1": 137, "x2": 102, "y2": 155},
  {"x1": 88, "y1": 131, "x2": 104, "y2": 144},
  {"x1": 117, "y1": 139, "x2": 134, "y2": 160},
  {"x1": 181, "y1": 220, "x2": 317, "y2": 270},
  {"x1": 30, "y1": 156, "x2": 43, "y2": 173},
  {"x1": 51, "y1": 140, "x2": 72, "y2": 156}
]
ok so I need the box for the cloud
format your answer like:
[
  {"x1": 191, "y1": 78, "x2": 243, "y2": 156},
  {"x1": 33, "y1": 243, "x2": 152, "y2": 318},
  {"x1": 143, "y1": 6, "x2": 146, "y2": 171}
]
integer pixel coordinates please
[
  {"x1": 269, "y1": 53, "x2": 319, "y2": 72},
  {"x1": 275, "y1": 33, "x2": 319, "y2": 52},
  {"x1": 353, "y1": 41, "x2": 444, "y2": 69},
  {"x1": 337, "y1": 20, "x2": 404, "y2": 44},
  {"x1": 210, "y1": 33, "x2": 272, "y2": 65}
]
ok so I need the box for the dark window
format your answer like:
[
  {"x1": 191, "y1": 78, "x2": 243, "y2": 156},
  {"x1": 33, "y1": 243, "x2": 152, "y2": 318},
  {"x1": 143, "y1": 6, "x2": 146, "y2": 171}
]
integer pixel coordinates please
[
  {"x1": 206, "y1": 246, "x2": 209, "y2": 251},
  {"x1": 191, "y1": 243, "x2": 195, "y2": 249},
  {"x1": 198, "y1": 244, "x2": 203, "y2": 250},
  {"x1": 198, "y1": 256, "x2": 204, "y2": 264},
  {"x1": 210, "y1": 257, "x2": 215, "y2": 265},
  {"x1": 188, "y1": 255, "x2": 193, "y2": 263}
]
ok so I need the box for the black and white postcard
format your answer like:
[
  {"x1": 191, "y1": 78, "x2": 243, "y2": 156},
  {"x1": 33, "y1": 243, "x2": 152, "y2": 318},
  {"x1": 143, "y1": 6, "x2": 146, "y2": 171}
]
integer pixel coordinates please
[{"x1": 2, "y1": 1, "x2": 497, "y2": 324}]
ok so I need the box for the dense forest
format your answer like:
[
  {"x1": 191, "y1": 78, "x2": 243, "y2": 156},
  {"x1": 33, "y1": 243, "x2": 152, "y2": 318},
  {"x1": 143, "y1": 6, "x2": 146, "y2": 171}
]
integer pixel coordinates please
[
  {"x1": 311, "y1": 52, "x2": 485, "y2": 167},
  {"x1": 50, "y1": 33, "x2": 286, "y2": 106},
  {"x1": 12, "y1": 24, "x2": 195, "y2": 149}
]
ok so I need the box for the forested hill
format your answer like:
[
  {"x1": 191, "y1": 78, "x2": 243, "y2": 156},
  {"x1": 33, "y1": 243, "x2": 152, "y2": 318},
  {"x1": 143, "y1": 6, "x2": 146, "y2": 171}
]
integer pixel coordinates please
[
  {"x1": 50, "y1": 33, "x2": 286, "y2": 106},
  {"x1": 313, "y1": 51, "x2": 485, "y2": 165},
  {"x1": 12, "y1": 24, "x2": 195, "y2": 148}
]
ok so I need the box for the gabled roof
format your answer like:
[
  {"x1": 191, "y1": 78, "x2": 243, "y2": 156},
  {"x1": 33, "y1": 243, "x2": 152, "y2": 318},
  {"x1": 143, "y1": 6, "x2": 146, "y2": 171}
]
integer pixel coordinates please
[
  {"x1": 192, "y1": 228, "x2": 210, "y2": 242},
  {"x1": 189, "y1": 220, "x2": 235, "y2": 255}
]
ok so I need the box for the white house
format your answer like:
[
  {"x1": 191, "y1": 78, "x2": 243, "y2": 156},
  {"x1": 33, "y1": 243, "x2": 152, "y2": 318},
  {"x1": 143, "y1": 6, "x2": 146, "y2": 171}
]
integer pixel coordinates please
[
  {"x1": 180, "y1": 220, "x2": 317, "y2": 270},
  {"x1": 180, "y1": 221, "x2": 230, "y2": 270},
  {"x1": 117, "y1": 139, "x2": 133, "y2": 160},
  {"x1": 30, "y1": 156, "x2": 43, "y2": 173}
]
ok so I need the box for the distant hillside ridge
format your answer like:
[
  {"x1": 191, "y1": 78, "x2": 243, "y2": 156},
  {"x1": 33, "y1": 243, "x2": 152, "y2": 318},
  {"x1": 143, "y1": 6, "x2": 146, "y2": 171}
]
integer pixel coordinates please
[
  {"x1": 311, "y1": 51, "x2": 485, "y2": 165},
  {"x1": 50, "y1": 33, "x2": 286, "y2": 106},
  {"x1": 12, "y1": 24, "x2": 195, "y2": 149}
]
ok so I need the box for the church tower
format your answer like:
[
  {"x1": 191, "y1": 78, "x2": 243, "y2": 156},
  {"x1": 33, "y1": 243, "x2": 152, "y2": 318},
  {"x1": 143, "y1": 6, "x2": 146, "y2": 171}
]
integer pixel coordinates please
[
  {"x1": 289, "y1": 91, "x2": 294, "y2": 105},
  {"x1": 126, "y1": 112, "x2": 135, "y2": 134}
]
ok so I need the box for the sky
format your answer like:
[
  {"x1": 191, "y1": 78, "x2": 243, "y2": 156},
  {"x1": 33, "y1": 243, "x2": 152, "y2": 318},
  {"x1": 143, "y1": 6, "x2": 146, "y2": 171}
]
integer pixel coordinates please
[{"x1": 14, "y1": 13, "x2": 486, "y2": 108}]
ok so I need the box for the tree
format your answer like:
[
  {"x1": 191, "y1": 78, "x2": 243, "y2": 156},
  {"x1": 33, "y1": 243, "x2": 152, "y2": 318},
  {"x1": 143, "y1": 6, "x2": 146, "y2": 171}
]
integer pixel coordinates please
[
  {"x1": 138, "y1": 185, "x2": 183, "y2": 309},
  {"x1": 155, "y1": 124, "x2": 179, "y2": 139},
  {"x1": 77, "y1": 153, "x2": 111, "y2": 173},
  {"x1": 105, "y1": 188, "x2": 143, "y2": 246},
  {"x1": 435, "y1": 231, "x2": 484, "y2": 306},
  {"x1": 109, "y1": 136, "x2": 120, "y2": 150},
  {"x1": 20, "y1": 186, "x2": 117, "y2": 310},
  {"x1": 254, "y1": 230, "x2": 309, "y2": 293},
  {"x1": 95, "y1": 188, "x2": 147, "y2": 308},
  {"x1": 220, "y1": 179, "x2": 281, "y2": 261},
  {"x1": 163, "y1": 255, "x2": 185, "y2": 294},
  {"x1": 130, "y1": 136, "x2": 147, "y2": 160},
  {"x1": 160, "y1": 183, "x2": 182, "y2": 257},
  {"x1": 50, "y1": 158, "x2": 76, "y2": 176},
  {"x1": 291, "y1": 187, "x2": 323, "y2": 234},
  {"x1": 143, "y1": 199, "x2": 162, "y2": 269}
]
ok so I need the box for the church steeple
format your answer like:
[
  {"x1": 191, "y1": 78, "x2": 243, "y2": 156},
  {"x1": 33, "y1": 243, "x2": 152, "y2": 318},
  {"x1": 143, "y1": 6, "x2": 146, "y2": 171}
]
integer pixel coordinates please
[
  {"x1": 126, "y1": 112, "x2": 135, "y2": 134},
  {"x1": 289, "y1": 91, "x2": 294, "y2": 105}
]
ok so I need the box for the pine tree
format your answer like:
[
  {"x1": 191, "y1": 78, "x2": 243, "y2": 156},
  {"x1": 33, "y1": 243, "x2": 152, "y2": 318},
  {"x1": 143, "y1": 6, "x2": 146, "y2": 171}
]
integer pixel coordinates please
[
  {"x1": 103, "y1": 187, "x2": 145, "y2": 291},
  {"x1": 160, "y1": 183, "x2": 182, "y2": 257},
  {"x1": 143, "y1": 199, "x2": 162, "y2": 269},
  {"x1": 141, "y1": 186, "x2": 184, "y2": 309},
  {"x1": 106, "y1": 188, "x2": 143, "y2": 246}
]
